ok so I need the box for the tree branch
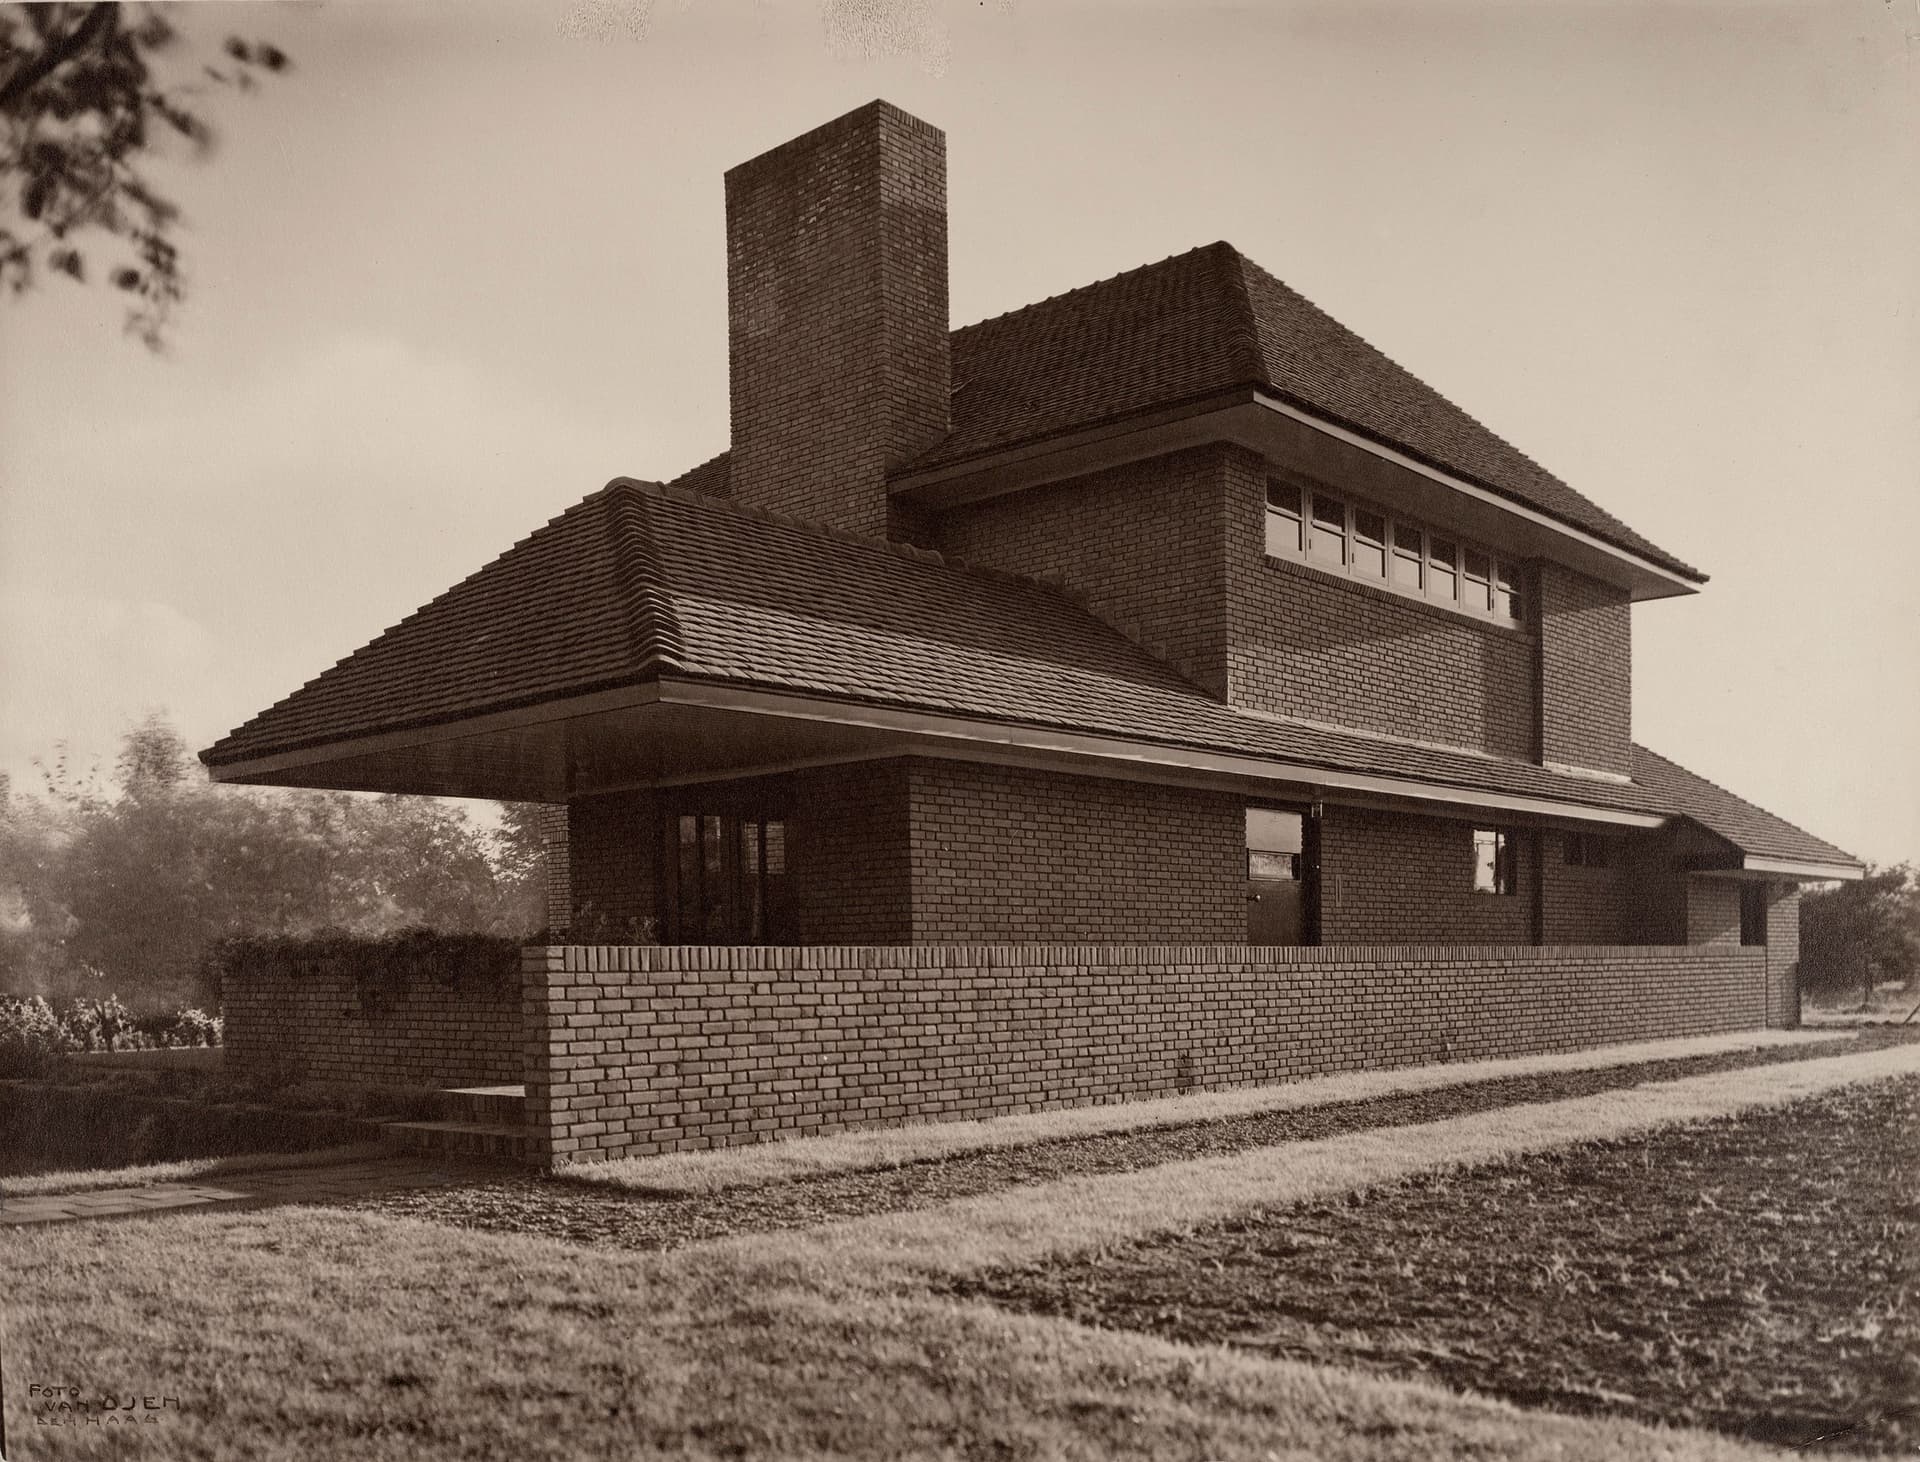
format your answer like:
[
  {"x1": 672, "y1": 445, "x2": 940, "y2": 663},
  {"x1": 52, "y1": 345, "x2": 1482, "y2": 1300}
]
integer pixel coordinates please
[{"x1": 0, "y1": 3, "x2": 120, "y2": 118}]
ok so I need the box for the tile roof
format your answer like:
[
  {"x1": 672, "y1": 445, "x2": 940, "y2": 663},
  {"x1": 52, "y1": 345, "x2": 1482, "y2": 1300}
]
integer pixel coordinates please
[
  {"x1": 914, "y1": 242, "x2": 1701, "y2": 581},
  {"x1": 202, "y1": 481, "x2": 1850, "y2": 871},
  {"x1": 1629, "y1": 745, "x2": 1858, "y2": 869}
]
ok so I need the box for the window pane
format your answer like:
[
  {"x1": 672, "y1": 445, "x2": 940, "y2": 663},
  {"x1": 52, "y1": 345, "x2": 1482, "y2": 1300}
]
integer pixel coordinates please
[
  {"x1": 1309, "y1": 493, "x2": 1347, "y2": 566},
  {"x1": 1246, "y1": 808, "x2": 1303, "y2": 855},
  {"x1": 741, "y1": 821, "x2": 764, "y2": 943},
  {"x1": 1266, "y1": 480, "x2": 1301, "y2": 516},
  {"x1": 1462, "y1": 548, "x2": 1492, "y2": 611},
  {"x1": 1428, "y1": 535, "x2": 1458, "y2": 602},
  {"x1": 677, "y1": 814, "x2": 701, "y2": 937},
  {"x1": 1391, "y1": 522, "x2": 1423, "y2": 588},
  {"x1": 1248, "y1": 850, "x2": 1299, "y2": 881},
  {"x1": 1264, "y1": 505, "x2": 1302, "y2": 557},
  {"x1": 1352, "y1": 509, "x2": 1386, "y2": 577},
  {"x1": 702, "y1": 814, "x2": 728, "y2": 938},
  {"x1": 764, "y1": 820, "x2": 786, "y2": 875},
  {"x1": 1494, "y1": 559, "x2": 1521, "y2": 621}
]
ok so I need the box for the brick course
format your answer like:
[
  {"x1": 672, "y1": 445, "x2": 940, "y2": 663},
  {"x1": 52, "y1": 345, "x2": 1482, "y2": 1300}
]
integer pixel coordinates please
[
  {"x1": 225, "y1": 950, "x2": 519, "y2": 1088},
  {"x1": 522, "y1": 941, "x2": 1770, "y2": 1166}
]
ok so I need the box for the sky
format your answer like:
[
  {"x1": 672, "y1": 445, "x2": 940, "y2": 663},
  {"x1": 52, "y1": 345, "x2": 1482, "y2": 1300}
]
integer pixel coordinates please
[{"x1": 1, "y1": 0, "x2": 1915, "y2": 866}]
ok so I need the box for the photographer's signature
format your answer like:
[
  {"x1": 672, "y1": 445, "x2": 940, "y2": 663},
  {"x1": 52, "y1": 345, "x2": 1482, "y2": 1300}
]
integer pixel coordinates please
[{"x1": 26, "y1": 1381, "x2": 182, "y2": 1428}]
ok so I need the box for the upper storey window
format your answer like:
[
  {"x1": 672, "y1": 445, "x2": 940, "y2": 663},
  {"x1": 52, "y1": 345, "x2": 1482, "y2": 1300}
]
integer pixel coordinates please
[{"x1": 1264, "y1": 477, "x2": 1527, "y2": 628}]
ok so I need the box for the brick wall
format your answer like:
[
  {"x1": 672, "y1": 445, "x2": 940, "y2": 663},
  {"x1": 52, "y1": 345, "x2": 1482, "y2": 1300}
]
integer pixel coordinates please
[
  {"x1": 225, "y1": 947, "x2": 520, "y2": 1088},
  {"x1": 1765, "y1": 886, "x2": 1802, "y2": 1028},
  {"x1": 1538, "y1": 827, "x2": 1632, "y2": 945},
  {"x1": 1220, "y1": 449, "x2": 1538, "y2": 759},
  {"x1": 906, "y1": 759, "x2": 1244, "y2": 942},
  {"x1": 1319, "y1": 804, "x2": 1538, "y2": 944},
  {"x1": 1687, "y1": 876, "x2": 1743, "y2": 946},
  {"x1": 726, "y1": 100, "x2": 948, "y2": 539},
  {"x1": 792, "y1": 762, "x2": 915, "y2": 944},
  {"x1": 1537, "y1": 562, "x2": 1632, "y2": 776},
  {"x1": 535, "y1": 804, "x2": 572, "y2": 933},
  {"x1": 568, "y1": 790, "x2": 659, "y2": 936},
  {"x1": 933, "y1": 448, "x2": 1232, "y2": 694},
  {"x1": 523, "y1": 941, "x2": 1769, "y2": 1165}
]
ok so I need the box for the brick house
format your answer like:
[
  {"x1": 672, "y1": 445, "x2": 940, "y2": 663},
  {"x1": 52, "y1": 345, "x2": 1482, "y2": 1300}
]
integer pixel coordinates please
[{"x1": 202, "y1": 102, "x2": 1861, "y2": 1163}]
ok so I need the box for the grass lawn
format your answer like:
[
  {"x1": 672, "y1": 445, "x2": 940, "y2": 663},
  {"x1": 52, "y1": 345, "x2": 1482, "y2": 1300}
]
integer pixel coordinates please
[
  {"x1": 7, "y1": 1052, "x2": 1913, "y2": 1459},
  {"x1": 954, "y1": 1076, "x2": 1920, "y2": 1455},
  {"x1": 4, "y1": 1206, "x2": 1780, "y2": 1461}
]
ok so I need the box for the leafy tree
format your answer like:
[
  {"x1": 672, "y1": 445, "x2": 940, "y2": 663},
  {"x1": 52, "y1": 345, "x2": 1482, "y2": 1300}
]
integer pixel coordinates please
[
  {"x1": 0, "y1": 714, "x2": 545, "y2": 1011},
  {"x1": 1800, "y1": 863, "x2": 1920, "y2": 1004},
  {"x1": 0, "y1": 2, "x2": 288, "y2": 347}
]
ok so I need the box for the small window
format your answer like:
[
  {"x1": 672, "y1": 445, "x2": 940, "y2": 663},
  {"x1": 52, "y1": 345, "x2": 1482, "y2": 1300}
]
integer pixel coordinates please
[
  {"x1": 1740, "y1": 884, "x2": 1769, "y2": 947},
  {"x1": 1473, "y1": 828, "x2": 1516, "y2": 895},
  {"x1": 1265, "y1": 480, "x2": 1303, "y2": 557},
  {"x1": 1564, "y1": 832, "x2": 1614, "y2": 869},
  {"x1": 1462, "y1": 548, "x2": 1492, "y2": 613},
  {"x1": 1390, "y1": 521, "x2": 1424, "y2": 589},
  {"x1": 1309, "y1": 493, "x2": 1348, "y2": 567},
  {"x1": 1428, "y1": 537, "x2": 1459, "y2": 603},
  {"x1": 1352, "y1": 508, "x2": 1387, "y2": 578},
  {"x1": 1494, "y1": 559, "x2": 1523, "y2": 623}
]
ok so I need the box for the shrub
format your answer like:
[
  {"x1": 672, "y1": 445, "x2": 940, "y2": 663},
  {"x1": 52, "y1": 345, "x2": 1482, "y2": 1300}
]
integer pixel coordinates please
[{"x1": 0, "y1": 996, "x2": 73, "y2": 1077}]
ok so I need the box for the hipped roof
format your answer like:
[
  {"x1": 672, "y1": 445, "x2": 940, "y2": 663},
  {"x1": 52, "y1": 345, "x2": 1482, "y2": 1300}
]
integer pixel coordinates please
[{"x1": 202, "y1": 479, "x2": 1850, "y2": 871}]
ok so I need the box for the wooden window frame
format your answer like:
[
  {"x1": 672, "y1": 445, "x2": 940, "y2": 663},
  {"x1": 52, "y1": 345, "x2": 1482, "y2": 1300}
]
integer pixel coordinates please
[{"x1": 1265, "y1": 474, "x2": 1529, "y2": 630}]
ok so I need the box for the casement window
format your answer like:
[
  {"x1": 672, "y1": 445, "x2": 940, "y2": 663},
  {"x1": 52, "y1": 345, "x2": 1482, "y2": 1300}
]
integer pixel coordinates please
[
  {"x1": 1264, "y1": 476, "x2": 1526, "y2": 627},
  {"x1": 1740, "y1": 884, "x2": 1769, "y2": 947},
  {"x1": 1472, "y1": 827, "x2": 1517, "y2": 895},
  {"x1": 1564, "y1": 832, "x2": 1615, "y2": 869},
  {"x1": 1264, "y1": 480, "x2": 1304, "y2": 556},
  {"x1": 663, "y1": 810, "x2": 790, "y2": 943}
]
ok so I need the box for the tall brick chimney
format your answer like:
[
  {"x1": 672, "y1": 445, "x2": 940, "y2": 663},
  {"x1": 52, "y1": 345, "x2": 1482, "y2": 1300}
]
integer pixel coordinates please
[{"x1": 725, "y1": 100, "x2": 950, "y2": 539}]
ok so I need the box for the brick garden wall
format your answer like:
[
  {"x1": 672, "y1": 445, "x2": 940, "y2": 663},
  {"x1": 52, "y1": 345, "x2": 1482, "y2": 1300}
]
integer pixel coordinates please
[
  {"x1": 224, "y1": 945, "x2": 520, "y2": 1088},
  {"x1": 522, "y1": 941, "x2": 1769, "y2": 1166}
]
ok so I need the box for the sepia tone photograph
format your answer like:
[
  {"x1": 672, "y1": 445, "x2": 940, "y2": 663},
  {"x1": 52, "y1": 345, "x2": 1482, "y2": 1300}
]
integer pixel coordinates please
[{"x1": 1, "y1": 1, "x2": 1915, "y2": 1457}]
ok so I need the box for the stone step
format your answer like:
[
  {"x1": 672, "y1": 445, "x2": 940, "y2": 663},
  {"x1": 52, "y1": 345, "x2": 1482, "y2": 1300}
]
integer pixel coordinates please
[
  {"x1": 438, "y1": 1085, "x2": 525, "y2": 1126},
  {"x1": 380, "y1": 1119, "x2": 531, "y2": 1162}
]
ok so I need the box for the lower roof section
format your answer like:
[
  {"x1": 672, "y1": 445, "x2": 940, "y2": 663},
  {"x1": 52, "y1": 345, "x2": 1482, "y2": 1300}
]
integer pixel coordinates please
[
  {"x1": 201, "y1": 478, "x2": 1857, "y2": 880},
  {"x1": 208, "y1": 675, "x2": 1862, "y2": 881}
]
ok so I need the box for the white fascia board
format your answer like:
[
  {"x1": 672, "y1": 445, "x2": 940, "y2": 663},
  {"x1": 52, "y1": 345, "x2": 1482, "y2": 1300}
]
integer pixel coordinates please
[
  {"x1": 1248, "y1": 394, "x2": 1702, "y2": 599},
  {"x1": 654, "y1": 679, "x2": 1667, "y2": 829},
  {"x1": 1743, "y1": 857, "x2": 1866, "y2": 882}
]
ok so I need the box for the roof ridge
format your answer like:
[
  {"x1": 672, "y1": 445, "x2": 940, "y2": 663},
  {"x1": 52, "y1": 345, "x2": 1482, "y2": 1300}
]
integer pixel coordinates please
[
  {"x1": 1212, "y1": 242, "x2": 1266, "y2": 385},
  {"x1": 947, "y1": 242, "x2": 1229, "y2": 341},
  {"x1": 600, "y1": 478, "x2": 687, "y2": 671},
  {"x1": 1632, "y1": 742, "x2": 1850, "y2": 858}
]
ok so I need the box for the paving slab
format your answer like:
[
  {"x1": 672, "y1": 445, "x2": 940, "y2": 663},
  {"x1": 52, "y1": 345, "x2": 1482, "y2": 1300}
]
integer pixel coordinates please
[{"x1": 0, "y1": 1155, "x2": 509, "y2": 1227}]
